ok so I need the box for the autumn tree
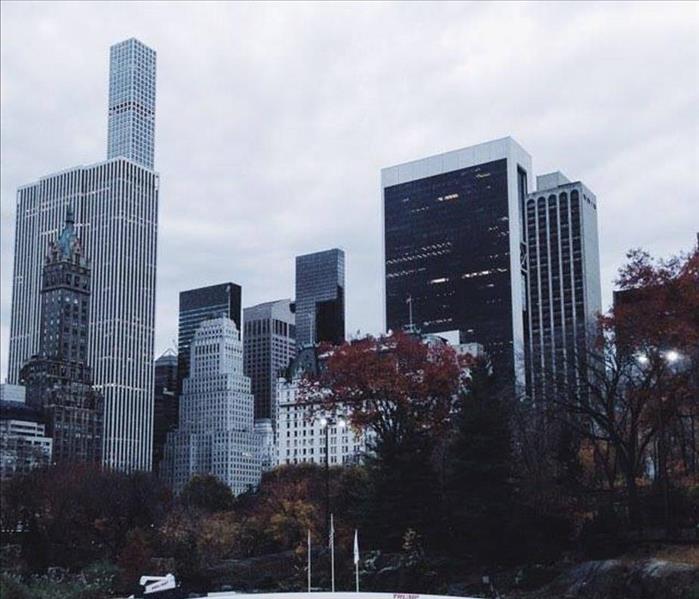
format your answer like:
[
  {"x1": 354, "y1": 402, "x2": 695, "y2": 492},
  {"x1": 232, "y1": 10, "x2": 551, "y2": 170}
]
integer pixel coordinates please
[
  {"x1": 556, "y1": 245, "x2": 698, "y2": 530},
  {"x1": 179, "y1": 474, "x2": 235, "y2": 514},
  {"x1": 298, "y1": 332, "x2": 468, "y2": 549}
]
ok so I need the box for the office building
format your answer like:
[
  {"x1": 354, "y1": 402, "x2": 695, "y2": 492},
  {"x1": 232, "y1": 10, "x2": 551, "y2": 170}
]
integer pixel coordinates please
[
  {"x1": 0, "y1": 400, "x2": 52, "y2": 480},
  {"x1": 295, "y1": 249, "x2": 345, "y2": 347},
  {"x1": 524, "y1": 172, "x2": 601, "y2": 400},
  {"x1": 243, "y1": 299, "x2": 295, "y2": 423},
  {"x1": 108, "y1": 38, "x2": 157, "y2": 170},
  {"x1": 178, "y1": 283, "x2": 242, "y2": 393},
  {"x1": 153, "y1": 349, "x2": 178, "y2": 473},
  {"x1": 382, "y1": 137, "x2": 532, "y2": 385},
  {"x1": 7, "y1": 39, "x2": 159, "y2": 471},
  {"x1": 162, "y1": 317, "x2": 262, "y2": 495}
]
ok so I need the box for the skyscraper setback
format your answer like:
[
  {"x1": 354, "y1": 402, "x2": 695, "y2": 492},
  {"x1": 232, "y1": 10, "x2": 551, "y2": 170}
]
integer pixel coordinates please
[
  {"x1": 295, "y1": 249, "x2": 345, "y2": 347},
  {"x1": 7, "y1": 38, "x2": 159, "y2": 471}
]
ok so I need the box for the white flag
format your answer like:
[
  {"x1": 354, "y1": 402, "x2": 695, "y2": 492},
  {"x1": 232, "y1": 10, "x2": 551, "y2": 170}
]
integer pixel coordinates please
[
  {"x1": 329, "y1": 514, "x2": 335, "y2": 549},
  {"x1": 353, "y1": 529, "x2": 359, "y2": 565}
]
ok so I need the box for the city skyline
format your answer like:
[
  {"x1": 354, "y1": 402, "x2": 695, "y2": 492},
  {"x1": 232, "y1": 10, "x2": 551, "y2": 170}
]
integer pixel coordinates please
[{"x1": 1, "y1": 3, "x2": 698, "y2": 382}]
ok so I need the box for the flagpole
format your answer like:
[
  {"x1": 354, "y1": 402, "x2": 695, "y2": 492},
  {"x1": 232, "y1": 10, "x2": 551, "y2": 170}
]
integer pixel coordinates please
[
  {"x1": 354, "y1": 529, "x2": 360, "y2": 592},
  {"x1": 330, "y1": 514, "x2": 335, "y2": 592},
  {"x1": 307, "y1": 529, "x2": 311, "y2": 592}
]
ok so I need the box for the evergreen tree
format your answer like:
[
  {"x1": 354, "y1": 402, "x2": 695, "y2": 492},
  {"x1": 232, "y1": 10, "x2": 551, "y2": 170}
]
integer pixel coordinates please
[{"x1": 444, "y1": 359, "x2": 514, "y2": 563}]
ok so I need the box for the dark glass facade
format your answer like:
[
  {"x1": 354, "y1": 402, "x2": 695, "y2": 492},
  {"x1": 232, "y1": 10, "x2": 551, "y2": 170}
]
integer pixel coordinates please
[
  {"x1": 384, "y1": 158, "x2": 515, "y2": 377},
  {"x1": 177, "y1": 283, "x2": 242, "y2": 392},
  {"x1": 295, "y1": 249, "x2": 345, "y2": 347},
  {"x1": 152, "y1": 351, "x2": 177, "y2": 473}
]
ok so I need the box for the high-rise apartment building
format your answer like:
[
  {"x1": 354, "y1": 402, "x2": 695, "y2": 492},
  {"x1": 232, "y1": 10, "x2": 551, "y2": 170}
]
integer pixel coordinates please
[
  {"x1": 524, "y1": 172, "x2": 601, "y2": 400},
  {"x1": 152, "y1": 349, "x2": 178, "y2": 473},
  {"x1": 7, "y1": 39, "x2": 159, "y2": 471},
  {"x1": 108, "y1": 38, "x2": 157, "y2": 170},
  {"x1": 177, "y1": 283, "x2": 242, "y2": 393},
  {"x1": 295, "y1": 249, "x2": 345, "y2": 347},
  {"x1": 243, "y1": 299, "x2": 295, "y2": 424},
  {"x1": 162, "y1": 317, "x2": 262, "y2": 495},
  {"x1": 382, "y1": 138, "x2": 532, "y2": 385},
  {"x1": 19, "y1": 208, "x2": 103, "y2": 465}
]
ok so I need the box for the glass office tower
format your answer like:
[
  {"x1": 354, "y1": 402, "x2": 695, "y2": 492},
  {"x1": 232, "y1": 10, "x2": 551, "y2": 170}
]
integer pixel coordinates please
[
  {"x1": 107, "y1": 38, "x2": 157, "y2": 170},
  {"x1": 295, "y1": 249, "x2": 345, "y2": 347},
  {"x1": 177, "y1": 283, "x2": 242, "y2": 393},
  {"x1": 382, "y1": 137, "x2": 532, "y2": 385}
]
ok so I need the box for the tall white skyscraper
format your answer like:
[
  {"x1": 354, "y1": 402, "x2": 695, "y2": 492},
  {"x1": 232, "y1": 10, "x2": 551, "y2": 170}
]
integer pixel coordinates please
[
  {"x1": 161, "y1": 317, "x2": 262, "y2": 495},
  {"x1": 107, "y1": 38, "x2": 156, "y2": 170},
  {"x1": 524, "y1": 172, "x2": 601, "y2": 400},
  {"x1": 7, "y1": 39, "x2": 159, "y2": 471}
]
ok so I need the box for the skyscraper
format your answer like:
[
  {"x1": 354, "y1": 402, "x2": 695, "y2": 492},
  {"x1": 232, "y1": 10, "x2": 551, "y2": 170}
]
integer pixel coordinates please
[
  {"x1": 19, "y1": 207, "x2": 103, "y2": 465},
  {"x1": 0, "y1": 400, "x2": 52, "y2": 480},
  {"x1": 7, "y1": 39, "x2": 159, "y2": 471},
  {"x1": 162, "y1": 317, "x2": 262, "y2": 495},
  {"x1": 177, "y1": 283, "x2": 242, "y2": 393},
  {"x1": 152, "y1": 350, "x2": 178, "y2": 474},
  {"x1": 243, "y1": 299, "x2": 295, "y2": 423},
  {"x1": 108, "y1": 38, "x2": 157, "y2": 170},
  {"x1": 382, "y1": 137, "x2": 532, "y2": 385},
  {"x1": 295, "y1": 249, "x2": 345, "y2": 347},
  {"x1": 524, "y1": 172, "x2": 601, "y2": 400}
]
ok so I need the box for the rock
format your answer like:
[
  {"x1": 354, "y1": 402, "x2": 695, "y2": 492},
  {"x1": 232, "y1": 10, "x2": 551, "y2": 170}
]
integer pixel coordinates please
[{"x1": 538, "y1": 558, "x2": 699, "y2": 599}]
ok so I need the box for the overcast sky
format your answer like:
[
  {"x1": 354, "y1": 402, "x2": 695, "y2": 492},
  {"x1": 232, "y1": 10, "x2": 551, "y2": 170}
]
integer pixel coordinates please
[{"x1": 1, "y1": 1, "x2": 697, "y2": 380}]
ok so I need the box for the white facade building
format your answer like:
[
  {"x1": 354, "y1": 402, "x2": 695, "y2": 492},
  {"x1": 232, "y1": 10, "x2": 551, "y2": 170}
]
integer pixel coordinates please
[
  {"x1": 162, "y1": 317, "x2": 262, "y2": 495},
  {"x1": 7, "y1": 39, "x2": 158, "y2": 471},
  {"x1": 275, "y1": 380, "x2": 370, "y2": 467},
  {"x1": 0, "y1": 384, "x2": 26, "y2": 404}
]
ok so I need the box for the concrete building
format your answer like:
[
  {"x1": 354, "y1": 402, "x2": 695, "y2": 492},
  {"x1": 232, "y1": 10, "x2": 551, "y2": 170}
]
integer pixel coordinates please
[
  {"x1": 162, "y1": 317, "x2": 261, "y2": 495},
  {"x1": 243, "y1": 299, "x2": 295, "y2": 424},
  {"x1": 524, "y1": 172, "x2": 601, "y2": 400},
  {"x1": 382, "y1": 137, "x2": 532, "y2": 387},
  {"x1": 0, "y1": 384, "x2": 26, "y2": 404},
  {"x1": 153, "y1": 350, "x2": 178, "y2": 474},
  {"x1": 178, "y1": 283, "x2": 242, "y2": 394},
  {"x1": 7, "y1": 39, "x2": 159, "y2": 471},
  {"x1": 295, "y1": 249, "x2": 345, "y2": 347},
  {"x1": 19, "y1": 207, "x2": 103, "y2": 466},
  {"x1": 0, "y1": 400, "x2": 52, "y2": 479},
  {"x1": 108, "y1": 38, "x2": 157, "y2": 170}
]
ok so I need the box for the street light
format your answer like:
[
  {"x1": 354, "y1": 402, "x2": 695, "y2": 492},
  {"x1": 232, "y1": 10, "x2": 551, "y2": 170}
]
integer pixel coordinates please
[
  {"x1": 665, "y1": 350, "x2": 680, "y2": 363},
  {"x1": 320, "y1": 415, "x2": 345, "y2": 546}
]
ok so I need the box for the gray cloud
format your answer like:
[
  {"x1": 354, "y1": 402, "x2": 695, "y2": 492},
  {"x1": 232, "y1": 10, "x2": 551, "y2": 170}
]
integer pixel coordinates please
[{"x1": 2, "y1": 1, "x2": 698, "y2": 378}]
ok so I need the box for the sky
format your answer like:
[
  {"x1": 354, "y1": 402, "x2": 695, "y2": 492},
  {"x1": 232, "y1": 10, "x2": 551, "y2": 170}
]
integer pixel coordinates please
[{"x1": 1, "y1": 1, "x2": 698, "y2": 380}]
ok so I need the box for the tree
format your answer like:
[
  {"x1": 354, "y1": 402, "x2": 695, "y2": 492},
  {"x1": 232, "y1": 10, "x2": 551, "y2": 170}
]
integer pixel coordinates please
[
  {"x1": 179, "y1": 474, "x2": 235, "y2": 513},
  {"x1": 297, "y1": 332, "x2": 470, "y2": 550},
  {"x1": 557, "y1": 246, "x2": 698, "y2": 530},
  {"x1": 444, "y1": 359, "x2": 515, "y2": 561}
]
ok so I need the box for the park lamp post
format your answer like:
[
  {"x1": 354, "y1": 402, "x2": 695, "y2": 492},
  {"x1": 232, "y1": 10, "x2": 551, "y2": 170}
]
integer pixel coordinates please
[{"x1": 320, "y1": 415, "x2": 346, "y2": 567}]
